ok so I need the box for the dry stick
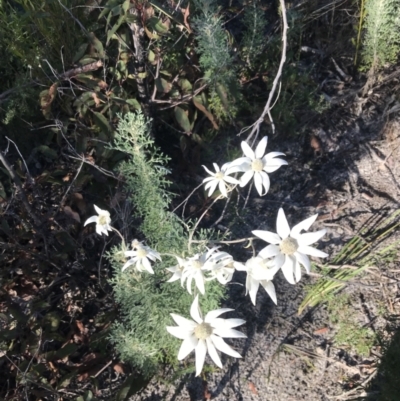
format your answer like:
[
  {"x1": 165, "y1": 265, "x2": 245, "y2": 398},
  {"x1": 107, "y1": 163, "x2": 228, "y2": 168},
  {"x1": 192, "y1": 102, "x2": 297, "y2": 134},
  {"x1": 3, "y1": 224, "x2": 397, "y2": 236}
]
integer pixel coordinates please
[
  {"x1": 212, "y1": 0, "x2": 289, "y2": 226},
  {"x1": 5, "y1": 137, "x2": 33, "y2": 183},
  {"x1": 242, "y1": 0, "x2": 289, "y2": 142},
  {"x1": 60, "y1": 160, "x2": 84, "y2": 208},
  {"x1": 0, "y1": 152, "x2": 42, "y2": 229}
]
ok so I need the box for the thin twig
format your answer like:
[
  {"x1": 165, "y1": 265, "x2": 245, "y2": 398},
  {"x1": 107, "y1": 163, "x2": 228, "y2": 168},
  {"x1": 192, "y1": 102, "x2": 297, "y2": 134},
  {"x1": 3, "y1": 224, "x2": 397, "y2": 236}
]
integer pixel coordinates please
[
  {"x1": 241, "y1": 0, "x2": 289, "y2": 141},
  {"x1": 0, "y1": 151, "x2": 42, "y2": 228},
  {"x1": 60, "y1": 160, "x2": 84, "y2": 207}
]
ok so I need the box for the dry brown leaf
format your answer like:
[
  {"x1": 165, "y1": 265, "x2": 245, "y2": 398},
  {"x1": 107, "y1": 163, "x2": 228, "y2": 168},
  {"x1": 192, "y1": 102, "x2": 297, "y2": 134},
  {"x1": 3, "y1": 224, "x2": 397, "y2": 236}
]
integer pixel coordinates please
[
  {"x1": 63, "y1": 206, "x2": 81, "y2": 223},
  {"x1": 113, "y1": 362, "x2": 125, "y2": 374},
  {"x1": 248, "y1": 381, "x2": 258, "y2": 395},
  {"x1": 182, "y1": 4, "x2": 192, "y2": 33},
  {"x1": 203, "y1": 381, "x2": 212, "y2": 400},
  {"x1": 76, "y1": 320, "x2": 86, "y2": 334},
  {"x1": 313, "y1": 327, "x2": 330, "y2": 335},
  {"x1": 71, "y1": 193, "x2": 87, "y2": 214}
]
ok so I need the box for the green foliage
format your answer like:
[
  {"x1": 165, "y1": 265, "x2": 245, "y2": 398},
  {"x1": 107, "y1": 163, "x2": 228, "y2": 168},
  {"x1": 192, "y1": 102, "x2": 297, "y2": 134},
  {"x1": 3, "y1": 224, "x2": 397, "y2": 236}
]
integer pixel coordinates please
[
  {"x1": 193, "y1": 2, "x2": 235, "y2": 86},
  {"x1": 241, "y1": 1, "x2": 268, "y2": 69},
  {"x1": 108, "y1": 112, "x2": 226, "y2": 376},
  {"x1": 362, "y1": 0, "x2": 400, "y2": 69},
  {"x1": 327, "y1": 294, "x2": 376, "y2": 356}
]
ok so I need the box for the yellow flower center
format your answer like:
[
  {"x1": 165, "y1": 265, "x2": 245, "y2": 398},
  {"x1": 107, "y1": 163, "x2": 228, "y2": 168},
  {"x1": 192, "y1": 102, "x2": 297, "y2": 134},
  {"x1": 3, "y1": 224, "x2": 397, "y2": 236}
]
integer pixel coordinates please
[
  {"x1": 215, "y1": 172, "x2": 224, "y2": 180},
  {"x1": 192, "y1": 260, "x2": 203, "y2": 269},
  {"x1": 98, "y1": 215, "x2": 109, "y2": 226},
  {"x1": 194, "y1": 322, "x2": 213, "y2": 340},
  {"x1": 251, "y1": 158, "x2": 264, "y2": 172},
  {"x1": 280, "y1": 237, "x2": 299, "y2": 255},
  {"x1": 136, "y1": 248, "x2": 148, "y2": 258}
]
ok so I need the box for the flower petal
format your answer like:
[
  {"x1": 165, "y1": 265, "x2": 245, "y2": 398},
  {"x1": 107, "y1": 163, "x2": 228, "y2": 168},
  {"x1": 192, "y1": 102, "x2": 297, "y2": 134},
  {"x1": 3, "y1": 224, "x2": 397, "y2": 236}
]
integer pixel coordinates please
[
  {"x1": 224, "y1": 175, "x2": 240, "y2": 185},
  {"x1": 248, "y1": 277, "x2": 260, "y2": 305},
  {"x1": 206, "y1": 337, "x2": 222, "y2": 368},
  {"x1": 190, "y1": 295, "x2": 203, "y2": 324},
  {"x1": 213, "y1": 163, "x2": 220, "y2": 173},
  {"x1": 240, "y1": 170, "x2": 254, "y2": 187},
  {"x1": 233, "y1": 261, "x2": 246, "y2": 271},
  {"x1": 194, "y1": 272, "x2": 206, "y2": 295},
  {"x1": 295, "y1": 252, "x2": 311, "y2": 272},
  {"x1": 254, "y1": 172, "x2": 263, "y2": 196},
  {"x1": 276, "y1": 208, "x2": 291, "y2": 239},
  {"x1": 263, "y1": 159, "x2": 288, "y2": 173},
  {"x1": 228, "y1": 157, "x2": 251, "y2": 169},
  {"x1": 195, "y1": 339, "x2": 207, "y2": 376},
  {"x1": 214, "y1": 318, "x2": 245, "y2": 329},
  {"x1": 121, "y1": 259, "x2": 135, "y2": 272},
  {"x1": 211, "y1": 335, "x2": 242, "y2": 358},
  {"x1": 261, "y1": 280, "x2": 277, "y2": 304},
  {"x1": 255, "y1": 136, "x2": 268, "y2": 158},
  {"x1": 281, "y1": 255, "x2": 296, "y2": 284},
  {"x1": 84, "y1": 216, "x2": 97, "y2": 226},
  {"x1": 205, "y1": 308, "x2": 233, "y2": 323},
  {"x1": 297, "y1": 245, "x2": 328, "y2": 258},
  {"x1": 93, "y1": 205, "x2": 103, "y2": 215},
  {"x1": 260, "y1": 171, "x2": 270, "y2": 195},
  {"x1": 202, "y1": 165, "x2": 215, "y2": 176},
  {"x1": 264, "y1": 151, "x2": 286, "y2": 160},
  {"x1": 205, "y1": 180, "x2": 218, "y2": 197},
  {"x1": 213, "y1": 327, "x2": 247, "y2": 338},
  {"x1": 218, "y1": 180, "x2": 228, "y2": 197},
  {"x1": 252, "y1": 230, "x2": 281, "y2": 245},
  {"x1": 294, "y1": 261, "x2": 302, "y2": 283},
  {"x1": 170, "y1": 313, "x2": 197, "y2": 330},
  {"x1": 297, "y1": 229, "x2": 327, "y2": 246},
  {"x1": 274, "y1": 252, "x2": 285, "y2": 269},
  {"x1": 166, "y1": 326, "x2": 191, "y2": 340},
  {"x1": 290, "y1": 214, "x2": 318, "y2": 238},
  {"x1": 259, "y1": 244, "x2": 280, "y2": 258},
  {"x1": 241, "y1": 141, "x2": 255, "y2": 159},
  {"x1": 178, "y1": 335, "x2": 198, "y2": 360},
  {"x1": 142, "y1": 257, "x2": 154, "y2": 274}
]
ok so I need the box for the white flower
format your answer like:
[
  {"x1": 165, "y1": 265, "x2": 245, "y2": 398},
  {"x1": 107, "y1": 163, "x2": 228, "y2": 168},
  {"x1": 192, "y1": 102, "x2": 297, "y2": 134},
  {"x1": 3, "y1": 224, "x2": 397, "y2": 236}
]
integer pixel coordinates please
[
  {"x1": 181, "y1": 247, "x2": 219, "y2": 295},
  {"x1": 253, "y1": 208, "x2": 328, "y2": 284},
  {"x1": 229, "y1": 136, "x2": 287, "y2": 196},
  {"x1": 122, "y1": 242, "x2": 161, "y2": 274},
  {"x1": 202, "y1": 163, "x2": 240, "y2": 197},
  {"x1": 166, "y1": 256, "x2": 188, "y2": 283},
  {"x1": 207, "y1": 251, "x2": 235, "y2": 285},
  {"x1": 234, "y1": 256, "x2": 279, "y2": 305},
  {"x1": 84, "y1": 205, "x2": 112, "y2": 236},
  {"x1": 166, "y1": 295, "x2": 246, "y2": 376}
]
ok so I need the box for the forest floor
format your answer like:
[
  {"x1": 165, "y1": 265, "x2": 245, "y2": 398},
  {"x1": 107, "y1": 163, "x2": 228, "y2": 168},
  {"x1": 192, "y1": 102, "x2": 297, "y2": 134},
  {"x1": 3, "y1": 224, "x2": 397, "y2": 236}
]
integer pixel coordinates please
[{"x1": 129, "y1": 62, "x2": 400, "y2": 400}]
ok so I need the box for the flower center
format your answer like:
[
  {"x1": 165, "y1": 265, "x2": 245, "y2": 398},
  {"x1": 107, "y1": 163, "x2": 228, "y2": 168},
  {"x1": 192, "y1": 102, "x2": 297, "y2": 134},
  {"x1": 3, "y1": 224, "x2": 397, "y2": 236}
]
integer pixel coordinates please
[
  {"x1": 136, "y1": 248, "x2": 148, "y2": 258},
  {"x1": 215, "y1": 172, "x2": 224, "y2": 180},
  {"x1": 192, "y1": 260, "x2": 203, "y2": 269},
  {"x1": 280, "y1": 237, "x2": 299, "y2": 255},
  {"x1": 98, "y1": 215, "x2": 109, "y2": 226},
  {"x1": 251, "y1": 158, "x2": 264, "y2": 172},
  {"x1": 194, "y1": 322, "x2": 213, "y2": 340}
]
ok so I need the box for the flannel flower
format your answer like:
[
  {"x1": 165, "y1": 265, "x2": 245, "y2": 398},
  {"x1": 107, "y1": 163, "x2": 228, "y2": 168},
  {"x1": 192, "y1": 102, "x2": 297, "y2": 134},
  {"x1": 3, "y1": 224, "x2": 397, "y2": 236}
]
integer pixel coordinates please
[
  {"x1": 253, "y1": 208, "x2": 328, "y2": 284},
  {"x1": 166, "y1": 295, "x2": 246, "y2": 376},
  {"x1": 181, "y1": 247, "x2": 220, "y2": 295},
  {"x1": 122, "y1": 241, "x2": 161, "y2": 274},
  {"x1": 166, "y1": 256, "x2": 188, "y2": 283},
  {"x1": 207, "y1": 251, "x2": 235, "y2": 285},
  {"x1": 234, "y1": 256, "x2": 279, "y2": 305},
  {"x1": 202, "y1": 163, "x2": 241, "y2": 197},
  {"x1": 84, "y1": 205, "x2": 112, "y2": 236},
  {"x1": 229, "y1": 136, "x2": 287, "y2": 196}
]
